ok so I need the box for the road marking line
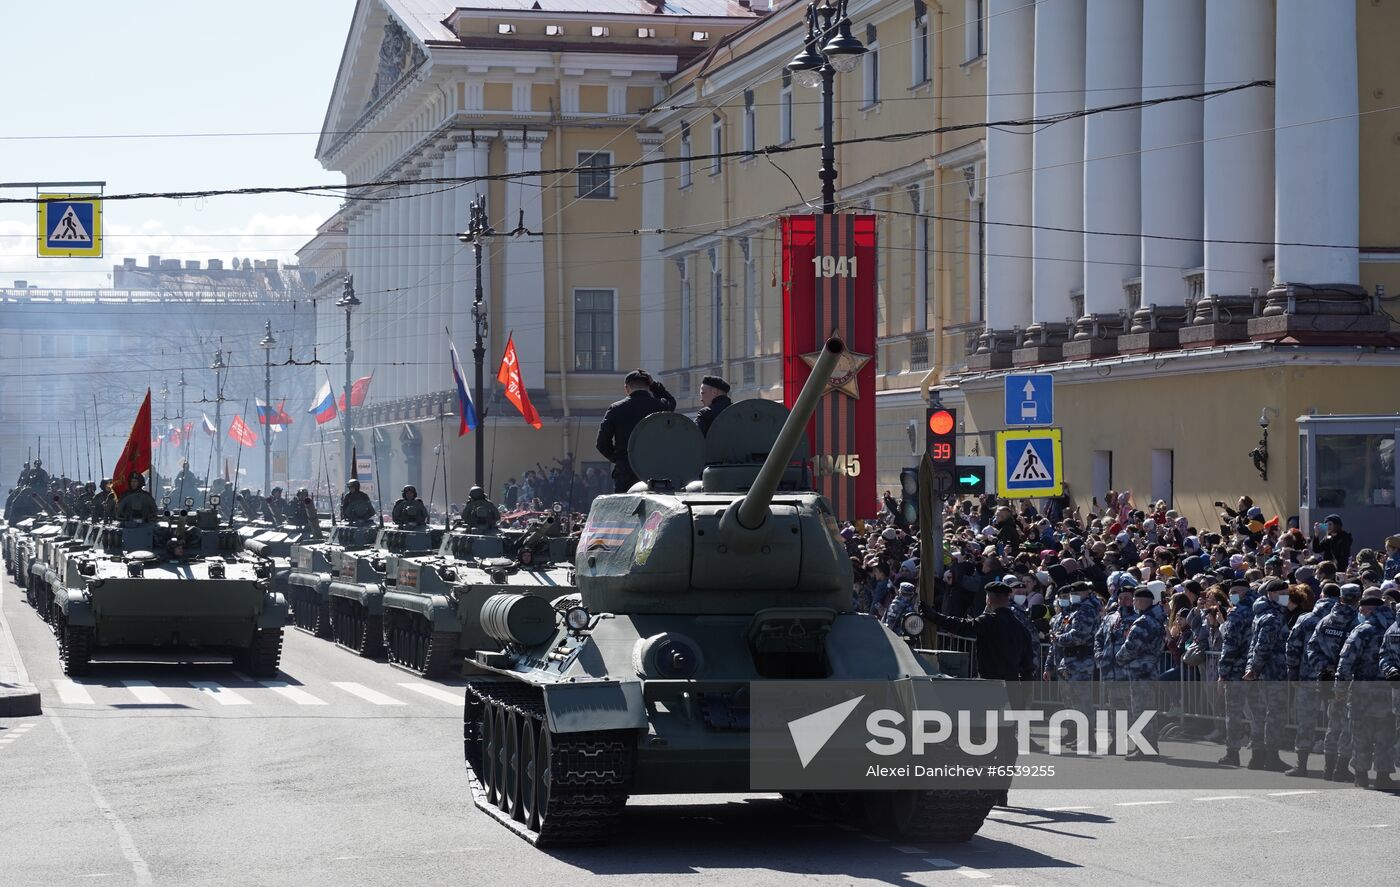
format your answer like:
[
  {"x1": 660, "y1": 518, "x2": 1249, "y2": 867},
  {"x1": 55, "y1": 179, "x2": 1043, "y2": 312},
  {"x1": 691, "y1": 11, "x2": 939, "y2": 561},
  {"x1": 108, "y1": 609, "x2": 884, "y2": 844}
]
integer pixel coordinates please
[
  {"x1": 331, "y1": 682, "x2": 405, "y2": 706},
  {"x1": 188, "y1": 682, "x2": 252, "y2": 705},
  {"x1": 397, "y1": 683, "x2": 465, "y2": 706},
  {"x1": 1194, "y1": 796, "x2": 1248, "y2": 802},
  {"x1": 120, "y1": 681, "x2": 172, "y2": 705},
  {"x1": 1366, "y1": 824, "x2": 1391, "y2": 828},
  {"x1": 1043, "y1": 806, "x2": 1093, "y2": 811},
  {"x1": 923, "y1": 859, "x2": 957, "y2": 868},
  {"x1": 1115, "y1": 801, "x2": 1173, "y2": 807},
  {"x1": 54, "y1": 679, "x2": 95, "y2": 705},
  {"x1": 1266, "y1": 790, "x2": 1319, "y2": 797},
  {"x1": 258, "y1": 681, "x2": 327, "y2": 706},
  {"x1": 51, "y1": 717, "x2": 152, "y2": 885},
  {"x1": 891, "y1": 845, "x2": 926, "y2": 854},
  {"x1": 956, "y1": 869, "x2": 991, "y2": 880}
]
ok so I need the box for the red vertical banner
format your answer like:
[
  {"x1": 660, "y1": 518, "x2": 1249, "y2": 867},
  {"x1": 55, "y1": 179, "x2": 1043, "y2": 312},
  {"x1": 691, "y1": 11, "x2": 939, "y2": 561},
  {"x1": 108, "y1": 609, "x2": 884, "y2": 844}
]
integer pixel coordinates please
[{"x1": 782, "y1": 214, "x2": 878, "y2": 520}]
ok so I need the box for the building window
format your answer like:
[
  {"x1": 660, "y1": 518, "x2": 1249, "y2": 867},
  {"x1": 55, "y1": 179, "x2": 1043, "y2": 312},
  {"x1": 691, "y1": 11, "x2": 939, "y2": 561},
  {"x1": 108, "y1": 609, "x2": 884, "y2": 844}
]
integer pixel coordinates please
[
  {"x1": 679, "y1": 123, "x2": 692, "y2": 188},
  {"x1": 779, "y1": 70, "x2": 793, "y2": 144},
  {"x1": 912, "y1": 1, "x2": 931, "y2": 86},
  {"x1": 862, "y1": 25, "x2": 880, "y2": 107},
  {"x1": 691, "y1": 31, "x2": 709, "y2": 42},
  {"x1": 73, "y1": 335, "x2": 89, "y2": 358},
  {"x1": 678, "y1": 259, "x2": 692, "y2": 368},
  {"x1": 910, "y1": 185, "x2": 930, "y2": 330},
  {"x1": 710, "y1": 114, "x2": 723, "y2": 176},
  {"x1": 497, "y1": 23, "x2": 516, "y2": 35},
  {"x1": 1092, "y1": 450, "x2": 1113, "y2": 504},
  {"x1": 742, "y1": 361, "x2": 755, "y2": 385},
  {"x1": 576, "y1": 151, "x2": 613, "y2": 198},
  {"x1": 965, "y1": 0, "x2": 986, "y2": 61},
  {"x1": 546, "y1": 24, "x2": 564, "y2": 36},
  {"x1": 591, "y1": 26, "x2": 609, "y2": 38},
  {"x1": 40, "y1": 335, "x2": 56, "y2": 358},
  {"x1": 709, "y1": 247, "x2": 723, "y2": 361},
  {"x1": 742, "y1": 90, "x2": 756, "y2": 155},
  {"x1": 637, "y1": 27, "x2": 655, "y2": 38},
  {"x1": 574, "y1": 289, "x2": 615, "y2": 372},
  {"x1": 741, "y1": 238, "x2": 757, "y2": 355},
  {"x1": 1151, "y1": 449, "x2": 1174, "y2": 508}
]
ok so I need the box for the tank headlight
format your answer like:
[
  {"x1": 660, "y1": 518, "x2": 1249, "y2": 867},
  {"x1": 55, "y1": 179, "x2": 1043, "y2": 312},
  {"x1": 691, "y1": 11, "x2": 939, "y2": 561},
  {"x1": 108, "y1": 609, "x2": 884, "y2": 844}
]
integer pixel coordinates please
[
  {"x1": 210, "y1": 495, "x2": 221, "y2": 506},
  {"x1": 184, "y1": 497, "x2": 195, "y2": 508},
  {"x1": 900, "y1": 612, "x2": 926, "y2": 638},
  {"x1": 564, "y1": 605, "x2": 591, "y2": 631}
]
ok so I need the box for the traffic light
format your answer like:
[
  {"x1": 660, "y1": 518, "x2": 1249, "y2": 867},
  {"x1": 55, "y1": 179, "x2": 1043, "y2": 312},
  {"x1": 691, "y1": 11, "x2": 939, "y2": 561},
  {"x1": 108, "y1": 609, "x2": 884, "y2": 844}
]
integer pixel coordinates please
[
  {"x1": 899, "y1": 467, "x2": 918, "y2": 525},
  {"x1": 926, "y1": 406, "x2": 956, "y2": 465}
]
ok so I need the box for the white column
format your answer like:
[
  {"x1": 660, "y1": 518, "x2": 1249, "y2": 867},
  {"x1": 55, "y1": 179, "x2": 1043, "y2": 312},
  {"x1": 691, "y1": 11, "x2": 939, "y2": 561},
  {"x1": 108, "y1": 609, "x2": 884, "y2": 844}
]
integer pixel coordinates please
[
  {"x1": 984, "y1": 0, "x2": 1035, "y2": 330},
  {"x1": 1081, "y1": 0, "x2": 1141, "y2": 315},
  {"x1": 637, "y1": 132, "x2": 666, "y2": 370},
  {"x1": 372, "y1": 197, "x2": 388, "y2": 398},
  {"x1": 1274, "y1": 0, "x2": 1359, "y2": 286},
  {"x1": 503, "y1": 130, "x2": 547, "y2": 390},
  {"x1": 453, "y1": 136, "x2": 491, "y2": 360},
  {"x1": 1031, "y1": 0, "x2": 1086, "y2": 323},
  {"x1": 430, "y1": 150, "x2": 451, "y2": 393},
  {"x1": 1203, "y1": 0, "x2": 1273, "y2": 298},
  {"x1": 1140, "y1": 0, "x2": 1204, "y2": 305},
  {"x1": 414, "y1": 163, "x2": 434, "y2": 395}
]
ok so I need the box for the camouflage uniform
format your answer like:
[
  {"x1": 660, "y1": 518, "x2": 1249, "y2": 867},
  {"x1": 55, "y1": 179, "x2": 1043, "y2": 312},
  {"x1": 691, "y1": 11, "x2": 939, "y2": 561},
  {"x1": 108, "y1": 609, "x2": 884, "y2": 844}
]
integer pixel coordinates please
[
  {"x1": 1049, "y1": 594, "x2": 1101, "y2": 727},
  {"x1": 1382, "y1": 617, "x2": 1400, "y2": 766},
  {"x1": 1246, "y1": 595, "x2": 1290, "y2": 753},
  {"x1": 1218, "y1": 590, "x2": 1258, "y2": 753},
  {"x1": 1094, "y1": 601, "x2": 1136, "y2": 746},
  {"x1": 1337, "y1": 606, "x2": 1397, "y2": 784},
  {"x1": 1008, "y1": 601, "x2": 1042, "y2": 676},
  {"x1": 882, "y1": 586, "x2": 919, "y2": 632},
  {"x1": 1115, "y1": 600, "x2": 1166, "y2": 754},
  {"x1": 1306, "y1": 598, "x2": 1361, "y2": 764},
  {"x1": 1286, "y1": 597, "x2": 1337, "y2": 756}
]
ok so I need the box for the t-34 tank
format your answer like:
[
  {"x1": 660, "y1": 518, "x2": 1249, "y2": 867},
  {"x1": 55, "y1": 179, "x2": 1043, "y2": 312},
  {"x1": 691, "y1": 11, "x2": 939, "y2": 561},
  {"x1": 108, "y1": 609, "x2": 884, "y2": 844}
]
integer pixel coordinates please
[
  {"x1": 52, "y1": 498, "x2": 286, "y2": 677},
  {"x1": 285, "y1": 522, "x2": 379, "y2": 637},
  {"x1": 381, "y1": 502, "x2": 575, "y2": 678},
  {"x1": 327, "y1": 524, "x2": 443, "y2": 658},
  {"x1": 460, "y1": 339, "x2": 1008, "y2": 846}
]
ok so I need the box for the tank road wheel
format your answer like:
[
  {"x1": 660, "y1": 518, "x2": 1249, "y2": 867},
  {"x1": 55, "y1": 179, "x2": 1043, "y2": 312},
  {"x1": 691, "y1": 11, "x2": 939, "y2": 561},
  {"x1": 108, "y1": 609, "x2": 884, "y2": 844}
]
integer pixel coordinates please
[
  {"x1": 533, "y1": 723, "x2": 553, "y2": 833},
  {"x1": 481, "y1": 700, "x2": 500, "y2": 806},
  {"x1": 503, "y1": 710, "x2": 522, "y2": 820},
  {"x1": 361, "y1": 614, "x2": 383, "y2": 659},
  {"x1": 860, "y1": 790, "x2": 999, "y2": 843},
  {"x1": 240, "y1": 627, "x2": 284, "y2": 678},
  {"x1": 464, "y1": 692, "x2": 484, "y2": 769},
  {"x1": 60, "y1": 620, "x2": 94, "y2": 677},
  {"x1": 519, "y1": 717, "x2": 540, "y2": 831},
  {"x1": 493, "y1": 706, "x2": 511, "y2": 812}
]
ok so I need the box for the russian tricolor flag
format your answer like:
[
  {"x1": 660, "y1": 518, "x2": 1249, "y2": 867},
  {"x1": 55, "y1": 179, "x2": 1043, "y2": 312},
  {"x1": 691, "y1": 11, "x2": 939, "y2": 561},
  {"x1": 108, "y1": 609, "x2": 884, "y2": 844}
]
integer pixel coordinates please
[
  {"x1": 449, "y1": 340, "x2": 477, "y2": 436},
  {"x1": 308, "y1": 379, "x2": 337, "y2": 426}
]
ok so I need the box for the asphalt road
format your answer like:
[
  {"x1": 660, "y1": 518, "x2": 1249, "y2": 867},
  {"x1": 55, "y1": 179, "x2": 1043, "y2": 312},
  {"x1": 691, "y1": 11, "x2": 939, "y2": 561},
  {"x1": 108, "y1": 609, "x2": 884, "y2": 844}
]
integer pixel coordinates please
[{"x1": 2, "y1": 573, "x2": 1396, "y2": 887}]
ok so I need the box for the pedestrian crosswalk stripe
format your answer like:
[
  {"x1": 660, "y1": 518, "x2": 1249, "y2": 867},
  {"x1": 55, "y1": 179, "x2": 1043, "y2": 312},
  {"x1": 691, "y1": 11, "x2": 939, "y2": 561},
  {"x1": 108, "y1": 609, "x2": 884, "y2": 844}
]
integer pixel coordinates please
[
  {"x1": 331, "y1": 682, "x2": 405, "y2": 706},
  {"x1": 54, "y1": 678, "x2": 95, "y2": 705},
  {"x1": 121, "y1": 680, "x2": 173, "y2": 704},
  {"x1": 396, "y1": 683, "x2": 464, "y2": 706},
  {"x1": 258, "y1": 681, "x2": 327, "y2": 706},
  {"x1": 188, "y1": 682, "x2": 251, "y2": 706}
]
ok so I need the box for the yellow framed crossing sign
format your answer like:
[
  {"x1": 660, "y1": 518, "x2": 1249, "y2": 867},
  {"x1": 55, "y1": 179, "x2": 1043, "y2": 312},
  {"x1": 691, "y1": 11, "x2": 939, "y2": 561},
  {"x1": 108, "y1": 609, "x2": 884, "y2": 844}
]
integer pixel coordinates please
[
  {"x1": 995, "y1": 428, "x2": 1063, "y2": 499},
  {"x1": 37, "y1": 193, "x2": 103, "y2": 257}
]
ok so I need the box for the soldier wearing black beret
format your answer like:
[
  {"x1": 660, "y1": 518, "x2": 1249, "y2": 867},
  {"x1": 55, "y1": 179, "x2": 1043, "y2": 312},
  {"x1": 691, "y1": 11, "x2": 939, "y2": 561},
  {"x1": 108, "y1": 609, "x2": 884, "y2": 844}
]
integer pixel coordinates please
[{"x1": 696, "y1": 375, "x2": 732, "y2": 436}]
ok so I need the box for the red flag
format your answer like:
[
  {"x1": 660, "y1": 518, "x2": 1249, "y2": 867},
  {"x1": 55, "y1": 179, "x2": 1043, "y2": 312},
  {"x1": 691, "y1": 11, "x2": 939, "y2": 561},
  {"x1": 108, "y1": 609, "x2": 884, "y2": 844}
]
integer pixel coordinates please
[
  {"x1": 496, "y1": 334, "x2": 542, "y2": 429},
  {"x1": 169, "y1": 426, "x2": 182, "y2": 448},
  {"x1": 228, "y1": 414, "x2": 258, "y2": 447},
  {"x1": 111, "y1": 390, "x2": 153, "y2": 498},
  {"x1": 337, "y1": 374, "x2": 374, "y2": 411}
]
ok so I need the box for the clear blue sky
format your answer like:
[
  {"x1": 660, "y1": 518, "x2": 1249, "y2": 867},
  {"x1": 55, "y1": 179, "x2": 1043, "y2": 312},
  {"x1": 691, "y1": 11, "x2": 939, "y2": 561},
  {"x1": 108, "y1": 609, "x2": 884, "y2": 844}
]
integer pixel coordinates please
[{"x1": 0, "y1": 0, "x2": 356, "y2": 288}]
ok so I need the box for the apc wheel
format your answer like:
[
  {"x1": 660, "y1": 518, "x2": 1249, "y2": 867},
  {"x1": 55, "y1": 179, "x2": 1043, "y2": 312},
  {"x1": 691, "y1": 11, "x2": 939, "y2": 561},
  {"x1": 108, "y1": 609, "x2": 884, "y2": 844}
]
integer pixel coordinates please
[
  {"x1": 519, "y1": 717, "x2": 540, "y2": 831},
  {"x1": 481, "y1": 701, "x2": 499, "y2": 806},
  {"x1": 502, "y1": 710, "x2": 522, "y2": 820}
]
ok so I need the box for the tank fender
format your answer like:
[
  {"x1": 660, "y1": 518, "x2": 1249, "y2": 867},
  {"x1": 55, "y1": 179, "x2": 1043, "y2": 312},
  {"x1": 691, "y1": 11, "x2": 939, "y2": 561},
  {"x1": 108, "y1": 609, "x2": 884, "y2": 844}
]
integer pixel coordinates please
[
  {"x1": 62, "y1": 589, "x2": 95, "y2": 627},
  {"x1": 426, "y1": 595, "x2": 458, "y2": 631},
  {"x1": 258, "y1": 589, "x2": 289, "y2": 628},
  {"x1": 542, "y1": 680, "x2": 646, "y2": 734}
]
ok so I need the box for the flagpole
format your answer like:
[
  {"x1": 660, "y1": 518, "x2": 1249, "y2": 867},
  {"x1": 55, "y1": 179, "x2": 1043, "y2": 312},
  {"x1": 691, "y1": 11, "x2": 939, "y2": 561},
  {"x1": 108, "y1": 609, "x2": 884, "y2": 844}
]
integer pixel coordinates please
[
  {"x1": 92, "y1": 396, "x2": 104, "y2": 481},
  {"x1": 231, "y1": 400, "x2": 248, "y2": 524}
]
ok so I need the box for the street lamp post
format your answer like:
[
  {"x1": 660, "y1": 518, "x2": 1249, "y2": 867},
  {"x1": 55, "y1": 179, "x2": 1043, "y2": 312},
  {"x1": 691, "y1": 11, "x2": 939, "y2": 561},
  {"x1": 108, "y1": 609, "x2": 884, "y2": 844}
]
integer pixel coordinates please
[
  {"x1": 457, "y1": 196, "x2": 494, "y2": 490},
  {"x1": 212, "y1": 348, "x2": 227, "y2": 476},
  {"x1": 177, "y1": 371, "x2": 187, "y2": 463},
  {"x1": 786, "y1": 0, "x2": 867, "y2": 214},
  {"x1": 260, "y1": 320, "x2": 276, "y2": 497},
  {"x1": 158, "y1": 379, "x2": 170, "y2": 496},
  {"x1": 336, "y1": 275, "x2": 361, "y2": 486}
]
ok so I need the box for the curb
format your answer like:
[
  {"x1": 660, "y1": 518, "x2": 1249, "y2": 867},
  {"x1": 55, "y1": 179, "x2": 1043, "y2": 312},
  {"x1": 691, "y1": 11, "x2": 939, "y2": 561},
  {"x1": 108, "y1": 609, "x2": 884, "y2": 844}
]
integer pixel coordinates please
[{"x1": 0, "y1": 582, "x2": 42, "y2": 718}]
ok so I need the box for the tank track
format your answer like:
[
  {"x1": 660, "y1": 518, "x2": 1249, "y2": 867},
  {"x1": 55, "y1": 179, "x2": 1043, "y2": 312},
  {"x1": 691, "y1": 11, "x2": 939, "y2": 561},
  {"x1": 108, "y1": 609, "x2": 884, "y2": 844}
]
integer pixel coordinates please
[
  {"x1": 59, "y1": 618, "x2": 94, "y2": 677},
  {"x1": 385, "y1": 611, "x2": 457, "y2": 678},
  {"x1": 783, "y1": 789, "x2": 998, "y2": 843},
  {"x1": 330, "y1": 598, "x2": 383, "y2": 659},
  {"x1": 234, "y1": 627, "x2": 284, "y2": 678},
  {"x1": 464, "y1": 680, "x2": 633, "y2": 846},
  {"x1": 289, "y1": 587, "x2": 332, "y2": 639}
]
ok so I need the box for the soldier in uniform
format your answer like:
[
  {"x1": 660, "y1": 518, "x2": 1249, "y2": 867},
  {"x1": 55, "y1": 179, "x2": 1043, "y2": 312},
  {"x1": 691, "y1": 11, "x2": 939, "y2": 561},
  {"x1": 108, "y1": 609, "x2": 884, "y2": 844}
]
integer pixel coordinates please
[
  {"x1": 92, "y1": 479, "x2": 115, "y2": 522},
  {"x1": 391, "y1": 485, "x2": 428, "y2": 528},
  {"x1": 29, "y1": 458, "x2": 49, "y2": 490},
  {"x1": 340, "y1": 479, "x2": 376, "y2": 525},
  {"x1": 1380, "y1": 609, "x2": 1400, "y2": 781},
  {"x1": 1047, "y1": 580, "x2": 1100, "y2": 750},
  {"x1": 263, "y1": 487, "x2": 287, "y2": 524},
  {"x1": 170, "y1": 460, "x2": 200, "y2": 504},
  {"x1": 1306, "y1": 582, "x2": 1363, "y2": 781},
  {"x1": 696, "y1": 375, "x2": 732, "y2": 436},
  {"x1": 1116, "y1": 584, "x2": 1166, "y2": 759},
  {"x1": 1285, "y1": 582, "x2": 1339, "y2": 776},
  {"x1": 459, "y1": 486, "x2": 499, "y2": 531},
  {"x1": 1217, "y1": 580, "x2": 1258, "y2": 766},
  {"x1": 115, "y1": 474, "x2": 158, "y2": 523},
  {"x1": 1337, "y1": 593, "x2": 1397, "y2": 789},
  {"x1": 881, "y1": 582, "x2": 920, "y2": 632},
  {"x1": 596, "y1": 369, "x2": 673, "y2": 493},
  {"x1": 1244, "y1": 577, "x2": 1291, "y2": 771},
  {"x1": 1095, "y1": 574, "x2": 1139, "y2": 752}
]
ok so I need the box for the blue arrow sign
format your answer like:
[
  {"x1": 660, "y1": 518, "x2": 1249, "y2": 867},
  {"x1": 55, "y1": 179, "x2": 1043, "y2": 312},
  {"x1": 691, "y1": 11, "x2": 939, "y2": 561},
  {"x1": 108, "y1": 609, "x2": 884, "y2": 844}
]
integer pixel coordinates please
[{"x1": 1004, "y1": 373, "x2": 1054, "y2": 427}]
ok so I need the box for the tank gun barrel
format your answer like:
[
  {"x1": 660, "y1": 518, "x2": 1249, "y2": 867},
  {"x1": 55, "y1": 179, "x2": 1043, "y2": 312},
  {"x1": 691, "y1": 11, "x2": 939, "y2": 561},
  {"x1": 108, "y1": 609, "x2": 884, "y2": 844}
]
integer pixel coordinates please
[
  {"x1": 734, "y1": 337, "x2": 844, "y2": 531},
  {"x1": 520, "y1": 515, "x2": 556, "y2": 549}
]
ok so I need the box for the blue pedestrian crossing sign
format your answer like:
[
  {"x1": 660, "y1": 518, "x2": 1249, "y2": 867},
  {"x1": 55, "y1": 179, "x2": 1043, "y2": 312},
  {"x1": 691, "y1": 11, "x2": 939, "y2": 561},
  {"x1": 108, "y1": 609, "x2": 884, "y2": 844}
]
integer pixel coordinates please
[
  {"x1": 995, "y1": 428, "x2": 1063, "y2": 498},
  {"x1": 1004, "y1": 373, "x2": 1054, "y2": 426},
  {"x1": 37, "y1": 193, "x2": 103, "y2": 257}
]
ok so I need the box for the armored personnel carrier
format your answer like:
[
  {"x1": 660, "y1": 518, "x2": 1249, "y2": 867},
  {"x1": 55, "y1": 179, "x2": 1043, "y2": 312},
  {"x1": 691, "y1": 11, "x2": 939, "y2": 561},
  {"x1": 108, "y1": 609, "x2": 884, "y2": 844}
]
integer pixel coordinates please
[
  {"x1": 327, "y1": 524, "x2": 442, "y2": 658},
  {"x1": 285, "y1": 523, "x2": 379, "y2": 637},
  {"x1": 51, "y1": 496, "x2": 286, "y2": 677},
  {"x1": 380, "y1": 505, "x2": 574, "y2": 678},
  {"x1": 459, "y1": 339, "x2": 1007, "y2": 846},
  {"x1": 29, "y1": 514, "x2": 101, "y2": 623},
  {"x1": 238, "y1": 502, "x2": 326, "y2": 606}
]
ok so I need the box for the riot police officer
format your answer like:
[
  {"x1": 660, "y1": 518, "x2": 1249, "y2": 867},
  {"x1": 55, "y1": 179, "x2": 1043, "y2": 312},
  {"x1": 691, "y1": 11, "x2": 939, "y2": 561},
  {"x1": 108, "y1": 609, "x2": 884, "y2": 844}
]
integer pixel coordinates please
[{"x1": 1306, "y1": 582, "x2": 1363, "y2": 781}]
